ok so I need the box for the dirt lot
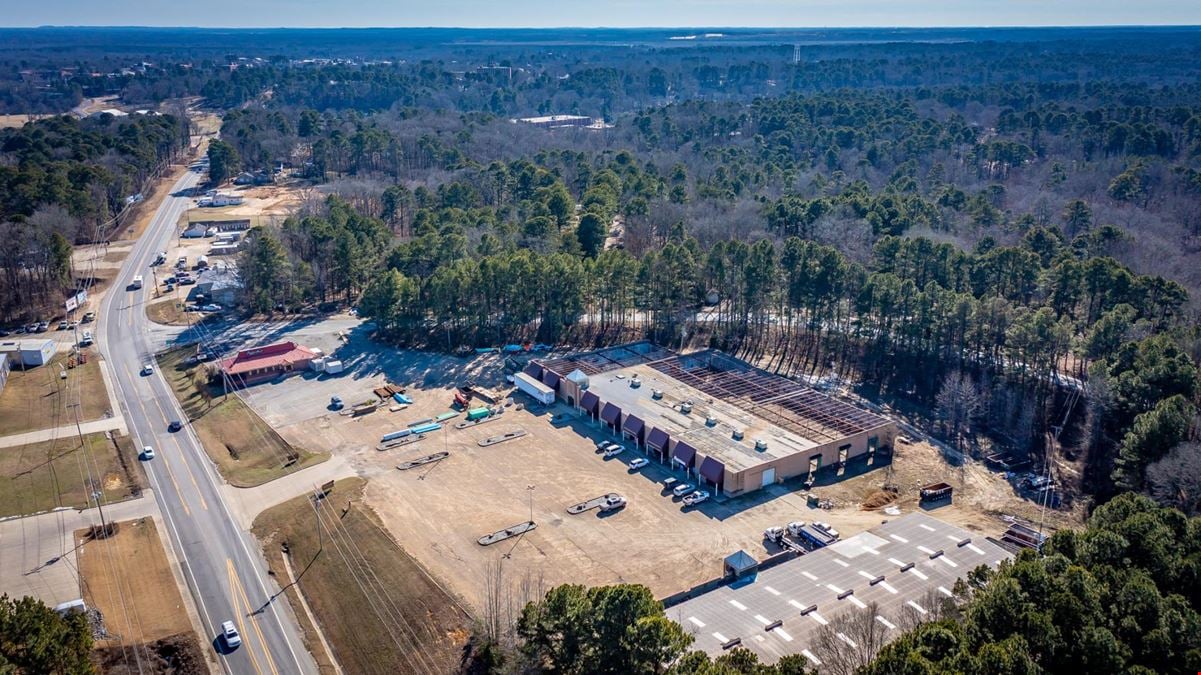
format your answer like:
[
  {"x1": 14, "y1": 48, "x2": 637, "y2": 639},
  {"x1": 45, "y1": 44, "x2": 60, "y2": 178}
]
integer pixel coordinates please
[
  {"x1": 77, "y1": 517, "x2": 207, "y2": 674},
  {"x1": 253, "y1": 477, "x2": 469, "y2": 675},
  {"x1": 157, "y1": 346, "x2": 327, "y2": 487},
  {"x1": 237, "y1": 333, "x2": 1083, "y2": 613},
  {"x1": 0, "y1": 432, "x2": 143, "y2": 518},
  {"x1": 0, "y1": 352, "x2": 110, "y2": 435}
]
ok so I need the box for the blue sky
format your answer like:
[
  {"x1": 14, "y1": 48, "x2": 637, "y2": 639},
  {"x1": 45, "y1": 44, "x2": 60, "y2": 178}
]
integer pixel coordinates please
[{"x1": 8, "y1": 0, "x2": 1201, "y2": 28}]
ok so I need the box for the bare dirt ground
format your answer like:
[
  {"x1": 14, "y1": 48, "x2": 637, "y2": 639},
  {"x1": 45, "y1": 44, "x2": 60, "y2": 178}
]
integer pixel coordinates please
[
  {"x1": 253, "y1": 477, "x2": 469, "y2": 675},
  {"x1": 0, "y1": 113, "x2": 50, "y2": 128},
  {"x1": 233, "y1": 328, "x2": 1081, "y2": 615},
  {"x1": 77, "y1": 517, "x2": 206, "y2": 674}
]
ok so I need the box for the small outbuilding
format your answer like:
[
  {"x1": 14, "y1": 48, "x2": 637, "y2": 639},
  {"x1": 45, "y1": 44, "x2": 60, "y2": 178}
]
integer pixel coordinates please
[
  {"x1": 0, "y1": 339, "x2": 55, "y2": 368},
  {"x1": 722, "y1": 550, "x2": 759, "y2": 580}
]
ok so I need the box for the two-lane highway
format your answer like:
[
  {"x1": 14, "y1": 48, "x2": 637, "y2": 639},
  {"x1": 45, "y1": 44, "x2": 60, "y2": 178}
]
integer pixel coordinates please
[{"x1": 97, "y1": 167, "x2": 317, "y2": 674}]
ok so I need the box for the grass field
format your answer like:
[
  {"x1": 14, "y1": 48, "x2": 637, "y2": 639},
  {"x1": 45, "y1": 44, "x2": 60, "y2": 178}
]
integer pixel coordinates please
[
  {"x1": 0, "y1": 432, "x2": 142, "y2": 518},
  {"x1": 77, "y1": 517, "x2": 207, "y2": 674},
  {"x1": 145, "y1": 298, "x2": 190, "y2": 326},
  {"x1": 157, "y1": 346, "x2": 326, "y2": 487},
  {"x1": 0, "y1": 352, "x2": 110, "y2": 436},
  {"x1": 252, "y1": 478, "x2": 469, "y2": 675}
]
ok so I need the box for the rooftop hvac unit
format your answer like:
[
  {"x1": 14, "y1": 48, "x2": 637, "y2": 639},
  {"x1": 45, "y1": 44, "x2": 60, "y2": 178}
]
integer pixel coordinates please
[
  {"x1": 630, "y1": 377, "x2": 641, "y2": 389},
  {"x1": 705, "y1": 415, "x2": 717, "y2": 427},
  {"x1": 755, "y1": 439, "x2": 768, "y2": 451},
  {"x1": 680, "y1": 400, "x2": 693, "y2": 414},
  {"x1": 732, "y1": 429, "x2": 744, "y2": 441},
  {"x1": 652, "y1": 389, "x2": 664, "y2": 400}
]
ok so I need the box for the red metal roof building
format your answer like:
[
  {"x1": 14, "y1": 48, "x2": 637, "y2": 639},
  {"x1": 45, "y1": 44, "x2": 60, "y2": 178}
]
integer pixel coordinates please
[{"x1": 218, "y1": 341, "x2": 318, "y2": 386}]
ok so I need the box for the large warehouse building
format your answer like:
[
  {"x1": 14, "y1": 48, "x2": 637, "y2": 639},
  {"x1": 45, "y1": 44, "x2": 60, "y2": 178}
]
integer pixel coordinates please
[{"x1": 529, "y1": 342, "x2": 896, "y2": 497}]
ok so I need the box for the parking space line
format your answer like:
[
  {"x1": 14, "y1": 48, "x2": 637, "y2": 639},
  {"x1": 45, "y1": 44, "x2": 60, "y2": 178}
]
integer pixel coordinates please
[
  {"x1": 847, "y1": 596, "x2": 867, "y2": 609},
  {"x1": 837, "y1": 632, "x2": 857, "y2": 648},
  {"x1": 938, "y1": 586, "x2": 954, "y2": 597},
  {"x1": 801, "y1": 571, "x2": 818, "y2": 581},
  {"x1": 879, "y1": 582, "x2": 898, "y2": 594},
  {"x1": 909, "y1": 568, "x2": 928, "y2": 580},
  {"x1": 754, "y1": 614, "x2": 771, "y2": 625},
  {"x1": 825, "y1": 584, "x2": 844, "y2": 593},
  {"x1": 775, "y1": 628, "x2": 793, "y2": 642},
  {"x1": 764, "y1": 586, "x2": 781, "y2": 596},
  {"x1": 917, "y1": 545, "x2": 935, "y2": 554},
  {"x1": 788, "y1": 599, "x2": 806, "y2": 610},
  {"x1": 729, "y1": 600, "x2": 747, "y2": 611},
  {"x1": 712, "y1": 632, "x2": 728, "y2": 643},
  {"x1": 861, "y1": 545, "x2": 880, "y2": 555},
  {"x1": 888, "y1": 557, "x2": 907, "y2": 566},
  {"x1": 857, "y1": 570, "x2": 876, "y2": 580},
  {"x1": 938, "y1": 556, "x2": 958, "y2": 568},
  {"x1": 808, "y1": 612, "x2": 828, "y2": 625},
  {"x1": 876, "y1": 615, "x2": 896, "y2": 630},
  {"x1": 889, "y1": 534, "x2": 909, "y2": 543},
  {"x1": 967, "y1": 544, "x2": 985, "y2": 555},
  {"x1": 919, "y1": 524, "x2": 935, "y2": 531},
  {"x1": 833, "y1": 559, "x2": 849, "y2": 567},
  {"x1": 907, "y1": 600, "x2": 928, "y2": 614},
  {"x1": 801, "y1": 649, "x2": 821, "y2": 665},
  {"x1": 688, "y1": 616, "x2": 705, "y2": 628}
]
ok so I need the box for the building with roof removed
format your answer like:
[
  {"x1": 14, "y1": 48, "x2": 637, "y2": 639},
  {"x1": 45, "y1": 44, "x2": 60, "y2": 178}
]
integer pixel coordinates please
[
  {"x1": 665, "y1": 512, "x2": 1013, "y2": 665},
  {"x1": 217, "y1": 341, "x2": 318, "y2": 387},
  {"x1": 530, "y1": 341, "x2": 895, "y2": 497}
]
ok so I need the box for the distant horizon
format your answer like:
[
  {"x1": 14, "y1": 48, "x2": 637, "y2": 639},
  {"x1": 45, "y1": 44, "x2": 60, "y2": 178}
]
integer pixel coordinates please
[
  {"x1": 6, "y1": 0, "x2": 1201, "y2": 30},
  {"x1": 7, "y1": 23, "x2": 1201, "y2": 30}
]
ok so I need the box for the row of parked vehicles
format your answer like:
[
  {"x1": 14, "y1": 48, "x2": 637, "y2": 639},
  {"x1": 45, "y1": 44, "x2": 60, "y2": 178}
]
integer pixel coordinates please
[
  {"x1": 0, "y1": 312, "x2": 95, "y2": 337},
  {"x1": 593, "y1": 439, "x2": 712, "y2": 507}
]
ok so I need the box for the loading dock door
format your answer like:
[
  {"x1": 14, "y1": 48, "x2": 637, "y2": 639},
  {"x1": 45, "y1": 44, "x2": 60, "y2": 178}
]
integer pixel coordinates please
[
  {"x1": 837, "y1": 444, "x2": 851, "y2": 476},
  {"x1": 807, "y1": 456, "x2": 820, "y2": 484},
  {"x1": 761, "y1": 468, "x2": 776, "y2": 487}
]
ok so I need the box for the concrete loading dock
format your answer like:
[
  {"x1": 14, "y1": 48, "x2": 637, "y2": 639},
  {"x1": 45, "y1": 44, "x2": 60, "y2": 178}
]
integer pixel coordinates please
[{"x1": 534, "y1": 342, "x2": 896, "y2": 497}]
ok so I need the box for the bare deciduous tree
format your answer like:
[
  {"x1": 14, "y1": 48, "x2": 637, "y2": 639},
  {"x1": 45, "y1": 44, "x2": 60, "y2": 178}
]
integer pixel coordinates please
[
  {"x1": 810, "y1": 602, "x2": 891, "y2": 675},
  {"x1": 936, "y1": 370, "x2": 987, "y2": 451},
  {"x1": 1147, "y1": 442, "x2": 1201, "y2": 515}
]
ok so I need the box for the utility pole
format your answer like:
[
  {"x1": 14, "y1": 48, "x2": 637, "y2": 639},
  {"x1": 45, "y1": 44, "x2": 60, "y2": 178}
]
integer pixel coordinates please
[{"x1": 526, "y1": 484, "x2": 535, "y2": 524}]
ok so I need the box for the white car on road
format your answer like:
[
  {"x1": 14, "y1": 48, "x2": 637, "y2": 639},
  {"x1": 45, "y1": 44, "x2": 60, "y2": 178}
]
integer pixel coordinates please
[
  {"x1": 141, "y1": 363, "x2": 153, "y2": 376},
  {"x1": 628, "y1": 458, "x2": 649, "y2": 470},
  {"x1": 140, "y1": 446, "x2": 155, "y2": 460},
  {"x1": 221, "y1": 620, "x2": 242, "y2": 649}
]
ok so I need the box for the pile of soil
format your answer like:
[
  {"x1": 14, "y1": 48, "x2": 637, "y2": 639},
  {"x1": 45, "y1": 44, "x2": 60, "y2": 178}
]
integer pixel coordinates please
[{"x1": 94, "y1": 633, "x2": 206, "y2": 675}]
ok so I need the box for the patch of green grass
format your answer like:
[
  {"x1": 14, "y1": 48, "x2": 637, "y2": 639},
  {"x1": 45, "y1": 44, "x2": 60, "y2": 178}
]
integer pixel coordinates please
[{"x1": 156, "y1": 346, "x2": 326, "y2": 487}]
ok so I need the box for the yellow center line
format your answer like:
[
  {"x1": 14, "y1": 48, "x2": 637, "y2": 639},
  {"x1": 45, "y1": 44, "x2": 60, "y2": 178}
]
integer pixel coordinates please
[
  {"x1": 126, "y1": 365, "x2": 191, "y2": 516},
  {"x1": 227, "y1": 560, "x2": 264, "y2": 675},
  {"x1": 228, "y1": 559, "x2": 279, "y2": 675}
]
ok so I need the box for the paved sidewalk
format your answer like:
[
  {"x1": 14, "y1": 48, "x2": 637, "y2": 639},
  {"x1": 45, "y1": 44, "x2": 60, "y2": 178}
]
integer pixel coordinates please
[
  {"x1": 220, "y1": 455, "x2": 358, "y2": 530},
  {"x1": 0, "y1": 417, "x2": 128, "y2": 449},
  {"x1": 0, "y1": 494, "x2": 159, "y2": 607}
]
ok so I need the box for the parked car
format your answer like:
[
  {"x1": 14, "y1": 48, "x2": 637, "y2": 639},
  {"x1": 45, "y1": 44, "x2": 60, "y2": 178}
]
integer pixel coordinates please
[
  {"x1": 78, "y1": 331, "x2": 94, "y2": 346},
  {"x1": 330, "y1": 396, "x2": 344, "y2": 410},
  {"x1": 629, "y1": 457, "x2": 649, "y2": 470},
  {"x1": 140, "y1": 446, "x2": 155, "y2": 460},
  {"x1": 201, "y1": 304, "x2": 223, "y2": 312},
  {"x1": 82, "y1": 312, "x2": 95, "y2": 323},
  {"x1": 672, "y1": 483, "x2": 695, "y2": 498},
  {"x1": 36, "y1": 321, "x2": 49, "y2": 332},
  {"x1": 603, "y1": 445, "x2": 624, "y2": 458},
  {"x1": 178, "y1": 277, "x2": 196, "y2": 286},
  {"x1": 596, "y1": 441, "x2": 621, "y2": 453},
  {"x1": 220, "y1": 621, "x2": 242, "y2": 649},
  {"x1": 813, "y1": 522, "x2": 840, "y2": 538},
  {"x1": 168, "y1": 420, "x2": 183, "y2": 432},
  {"x1": 599, "y1": 494, "x2": 627, "y2": 512},
  {"x1": 682, "y1": 490, "x2": 709, "y2": 506},
  {"x1": 57, "y1": 321, "x2": 69, "y2": 331}
]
